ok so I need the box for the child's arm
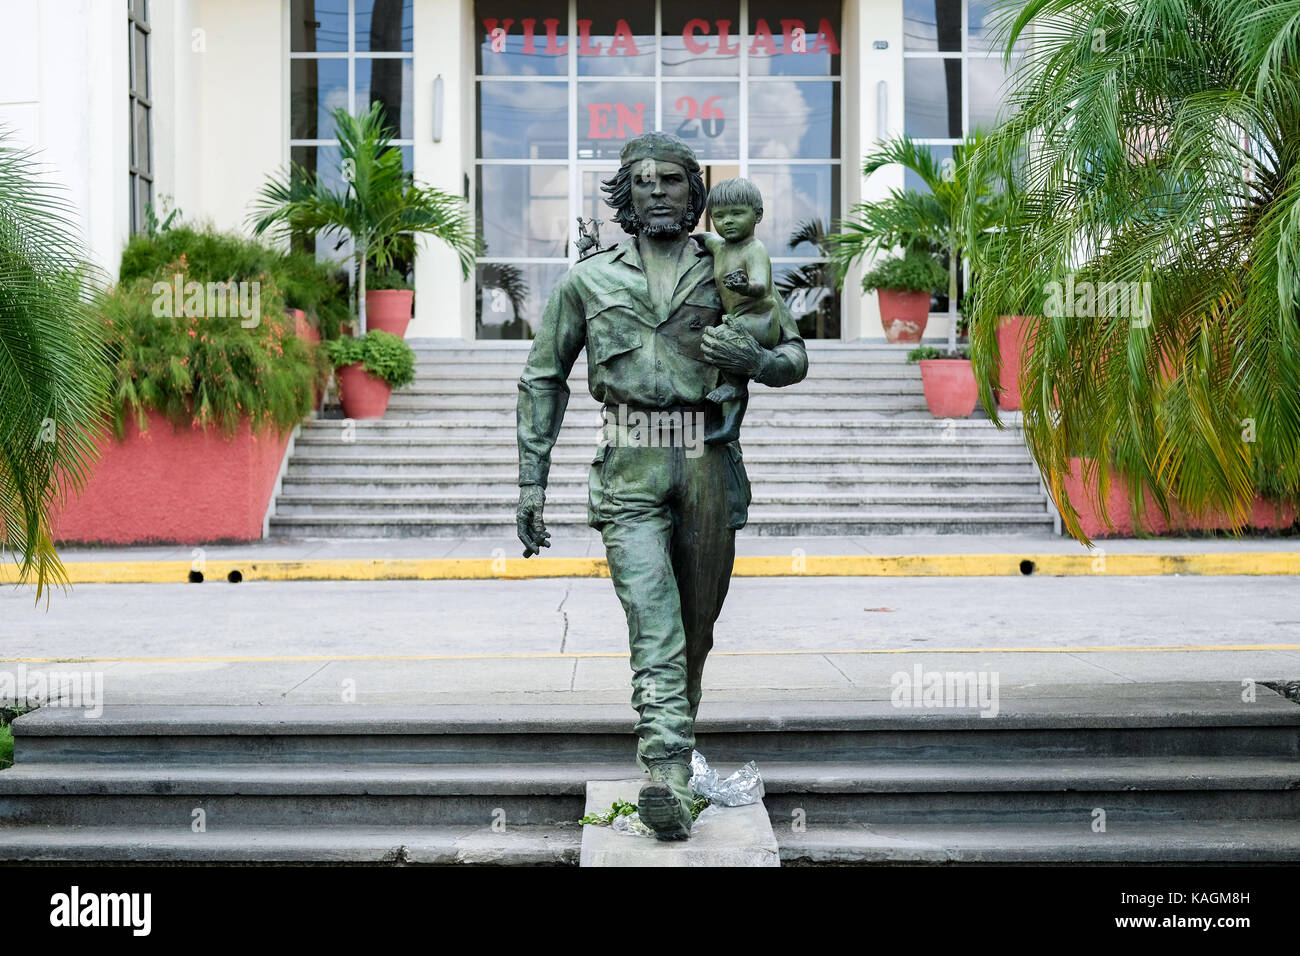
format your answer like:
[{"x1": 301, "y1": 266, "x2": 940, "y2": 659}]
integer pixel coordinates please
[
  {"x1": 741, "y1": 242, "x2": 772, "y2": 299},
  {"x1": 698, "y1": 231, "x2": 725, "y2": 254}
]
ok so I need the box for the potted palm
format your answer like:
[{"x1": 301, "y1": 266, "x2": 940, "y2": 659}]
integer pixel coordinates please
[
  {"x1": 365, "y1": 266, "x2": 414, "y2": 337},
  {"x1": 324, "y1": 330, "x2": 416, "y2": 419},
  {"x1": 859, "y1": 250, "x2": 948, "y2": 343},
  {"x1": 829, "y1": 134, "x2": 1003, "y2": 353},
  {"x1": 909, "y1": 346, "x2": 977, "y2": 418},
  {"x1": 250, "y1": 101, "x2": 476, "y2": 335}
]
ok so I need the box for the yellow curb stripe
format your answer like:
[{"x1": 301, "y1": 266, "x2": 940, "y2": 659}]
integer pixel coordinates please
[
  {"x1": 5, "y1": 644, "x2": 1299, "y2": 665},
  {"x1": 2, "y1": 551, "x2": 1298, "y2": 584}
]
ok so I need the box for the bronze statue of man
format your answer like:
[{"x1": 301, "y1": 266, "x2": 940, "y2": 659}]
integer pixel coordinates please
[{"x1": 516, "y1": 132, "x2": 808, "y2": 840}]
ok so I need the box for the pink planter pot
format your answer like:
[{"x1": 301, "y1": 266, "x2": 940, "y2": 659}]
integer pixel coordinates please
[
  {"x1": 995, "y1": 314, "x2": 1035, "y2": 411},
  {"x1": 336, "y1": 362, "x2": 393, "y2": 419},
  {"x1": 1061, "y1": 457, "x2": 1298, "y2": 537},
  {"x1": 876, "y1": 289, "x2": 931, "y2": 344},
  {"x1": 365, "y1": 289, "x2": 413, "y2": 337},
  {"x1": 52, "y1": 410, "x2": 291, "y2": 545},
  {"x1": 919, "y1": 359, "x2": 978, "y2": 418},
  {"x1": 289, "y1": 307, "x2": 321, "y2": 345}
]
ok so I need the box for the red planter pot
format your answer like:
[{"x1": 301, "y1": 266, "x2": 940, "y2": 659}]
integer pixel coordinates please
[
  {"x1": 995, "y1": 314, "x2": 1035, "y2": 411},
  {"x1": 336, "y1": 362, "x2": 393, "y2": 419},
  {"x1": 1060, "y1": 458, "x2": 1297, "y2": 537},
  {"x1": 52, "y1": 410, "x2": 291, "y2": 545},
  {"x1": 365, "y1": 289, "x2": 413, "y2": 337},
  {"x1": 876, "y1": 289, "x2": 930, "y2": 344},
  {"x1": 919, "y1": 359, "x2": 978, "y2": 418},
  {"x1": 288, "y1": 308, "x2": 324, "y2": 411}
]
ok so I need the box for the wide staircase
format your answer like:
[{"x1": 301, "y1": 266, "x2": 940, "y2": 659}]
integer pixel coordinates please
[
  {"x1": 2, "y1": 684, "x2": 1296, "y2": 864},
  {"x1": 268, "y1": 341, "x2": 1056, "y2": 539}
]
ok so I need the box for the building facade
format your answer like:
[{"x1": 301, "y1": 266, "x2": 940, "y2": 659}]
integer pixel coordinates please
[{"x1": 0, "y1": 0, "x2": 1018, "y2": 342}]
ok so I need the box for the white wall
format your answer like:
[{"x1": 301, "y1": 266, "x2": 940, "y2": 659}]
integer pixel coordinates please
[
  {"x1": 411, "y1": 0, "x2": 474, "y2": 339},
  {"x1": 0, "y1": 0, "x2": 129, "y2": 279}
]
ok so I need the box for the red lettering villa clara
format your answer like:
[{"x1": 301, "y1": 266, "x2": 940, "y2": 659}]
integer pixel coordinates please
[{"x1": 482, "y1": 16, "x2": 841, "y2": 59}]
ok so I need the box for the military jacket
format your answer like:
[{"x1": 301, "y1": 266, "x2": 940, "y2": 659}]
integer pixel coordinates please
[{"x1": 517, "y1": 234, "x2": 808, "y2": 487}]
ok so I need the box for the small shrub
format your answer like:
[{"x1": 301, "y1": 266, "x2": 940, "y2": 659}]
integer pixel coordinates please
[
  {"x1": 861, "y1": 251, "x2": 948, "y2": 294},
  {"x1": 324, "y1": 330, "x2": 416, "y2": 389}
]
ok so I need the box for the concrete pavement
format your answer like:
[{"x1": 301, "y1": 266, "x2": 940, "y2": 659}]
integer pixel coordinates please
[{"x1": 2, "y1": 573, "x2": 1297, "y2": 707}]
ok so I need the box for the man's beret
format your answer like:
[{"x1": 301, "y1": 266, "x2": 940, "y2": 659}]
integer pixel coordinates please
[{"x1": 619, "y1": 132, "x2": 701, "y2": 173}]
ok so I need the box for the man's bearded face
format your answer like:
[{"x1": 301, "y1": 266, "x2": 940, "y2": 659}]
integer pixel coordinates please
[{"x1": 630, "y1": 159, "x2": 694, "y2": 237}]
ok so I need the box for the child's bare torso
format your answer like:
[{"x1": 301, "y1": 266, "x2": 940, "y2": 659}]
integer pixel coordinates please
[{"x1": 709, "y1": 235, "x2": 781, "y2": 348}]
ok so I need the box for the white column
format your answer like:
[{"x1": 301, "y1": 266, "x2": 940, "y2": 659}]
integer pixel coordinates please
[{"x1": 410, "y1": 0, "x2": 474, "y2": 339}]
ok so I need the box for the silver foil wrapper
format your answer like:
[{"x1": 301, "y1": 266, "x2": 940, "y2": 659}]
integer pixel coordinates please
[{"x1": 689, "y1": 750, "x2": 765, "y2": 806}]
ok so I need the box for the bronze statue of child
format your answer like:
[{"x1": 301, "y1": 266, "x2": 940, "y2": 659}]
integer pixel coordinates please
[{"x1": 700, "y1": 178, "x2": 781, "y2": 445}]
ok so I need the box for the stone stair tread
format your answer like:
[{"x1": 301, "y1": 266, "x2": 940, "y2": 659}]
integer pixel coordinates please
[
  {"x1": 0, "y1": 824, "x2": 581, "y2": 864},
  {"x1": 4, "y1": 757, "x2": 1297, "y2": 794},
  {"x1": 777, "y1": 820, "x2": 1300, "y2": 863}
]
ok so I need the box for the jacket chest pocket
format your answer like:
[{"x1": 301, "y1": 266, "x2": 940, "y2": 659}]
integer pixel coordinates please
[
  {"x1": 665, "y1": 288, "x2": 722, "y2": 360},
  {"x1": 586, "y1": 297, "x2": 643, "y2": 367}
]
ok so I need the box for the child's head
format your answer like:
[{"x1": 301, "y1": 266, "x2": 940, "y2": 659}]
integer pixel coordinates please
[{"x1": 707, "y1": 178, "x2": 763, "y2": 238}]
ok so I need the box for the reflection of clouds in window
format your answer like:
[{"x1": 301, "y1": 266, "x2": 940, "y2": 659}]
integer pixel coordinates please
[
  {"x1": 968, "y1": 58, "x2": 1018, "y2": 130},
  {"x1": 748, "y1": 81, "x2": 810, "y2": 159},
  {"x1": 479, "y1": 82, "x2": 567, "y2": 158},
  {"x1": 748, "y1": 165, "x2": 834, "y2": 255}
]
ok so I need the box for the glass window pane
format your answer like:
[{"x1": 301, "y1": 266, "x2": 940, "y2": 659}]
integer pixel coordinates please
[
  {"x1": 475, "y1": 0, "x2": 568, "y2": 76},
  {"x1": 747, "y1": 163, "x2": 838, "y2": 256},
  {"x1": 357, "y1": 57, "x2": 413, "y2": 139},
  {"x1": 747, "y1": 1, "x2": 841, "y2": 77},
  {"x1": 479, "y1": 81, "x2": 568, "y2": 159},
  {"x1": 577, "y1": 80, "x2": 653, "y2": 160},
  {"x1": 968, "y1": 56, "x2": 1020, "y2": 132},
  {"x1": 576, "y1": 5, "x2": 655, "y2": 76},
  {"x1": 356, "y1": 0, "x2": 413, "y2": 52},
  {"x1": 969, "y1": 0, "x2": 1027, "y2": 53},
  {"x1": 478, "y1": 165, "x2": 569, "y2": 258},
  {"x1": 905, "y1": 57, "x2": 962, "y2": 138},
  {"x1": 749, "y1": 80, "x2": 838, "y2": 159},
  {"x1": 291, "y1": 0, "x2": 348, "y2": 53},
  {"x1": 582, "y1": 168, "x2": 634, "y2": 245},
  {"x1": 661, "y1": 0, "x2": 740, "y2": 76},
  {"x1": 904, "y1": 0, "x2": 963, "y2": 52},
  {"x1": 133, "y1": 102, "x2": 152, "y2": 174},
  {"x1": 292, "y1": 58, "x2": 349, "y2": 140},
  {"x1": 133, "y1": 26, "x2": 149, "y2": 97},
  {"x1": 905, "y1": 144, "x2": 953, "y2": 192},
  {"x1": 476, "y1": 262, "x2": 569, "y2": 339},
  {"x1": 292, "y1": 144, "x2": 347, "y2": 197},
  {"x1": 775, "y1": 261, "x2": 839, "y2": 338},
  {"x1": 662, "y1": 82, "x2": 739, "y2": 161}
]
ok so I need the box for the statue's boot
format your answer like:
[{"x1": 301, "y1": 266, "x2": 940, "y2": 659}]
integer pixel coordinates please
[{"x1": 638, "y1": 759, "x2": 693, "y2": 841}]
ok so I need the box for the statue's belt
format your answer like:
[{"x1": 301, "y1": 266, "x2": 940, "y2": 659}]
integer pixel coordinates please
[{"x1": 602, "y1": 401, "x2": 709, "y2": 422}]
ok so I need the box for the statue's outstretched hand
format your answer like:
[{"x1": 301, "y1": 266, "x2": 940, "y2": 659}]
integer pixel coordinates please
[
  {"x1": 517, "y1": 484, "x2": 550, "y2": 558},
  {"x1": 702, "y1": 321, "x2": 764, "y2": 377}
]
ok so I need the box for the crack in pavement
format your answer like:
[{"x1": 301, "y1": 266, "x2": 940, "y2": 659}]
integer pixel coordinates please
[{"x1": 557, "y1": 583, "x2": 573, "y2": 654}]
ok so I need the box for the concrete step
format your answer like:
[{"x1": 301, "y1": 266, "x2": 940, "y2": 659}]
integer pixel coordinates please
[
  {"x1": 421, "y1": 366, "x2": 924, "y2": 382},
  {"x1": 279, "y1": 475, "x2": 1047, "y2": 496},
  {"x1": 264, "y1": 512, "x2": 1058, "y2": 537},
  {"x1": 297, "y1": 422, "x2": 1022, "y2": 442},
  {"x1": 777, "y1": 821, "x2": 1300, "y2": 864},
  {"x1": 283, "y1": 458, "x2": 1041, "y2": 478},
  {"x1": 0, "y1": 824, "x2": 581, "y2": 865},
  {"x1": 271, "y1": 493, "x2": 1053, "y2": 517},
  {"x1": 384, "y1": 398, "x2": 931, "y2": 415},
  {"x1": 288, "y1": 437, "x2": 1029, "y2": 457}
]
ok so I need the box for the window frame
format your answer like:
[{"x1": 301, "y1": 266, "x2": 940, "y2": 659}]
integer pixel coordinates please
[{"x1": 128, "y1": 0, "x2": 153, "y2": 235}]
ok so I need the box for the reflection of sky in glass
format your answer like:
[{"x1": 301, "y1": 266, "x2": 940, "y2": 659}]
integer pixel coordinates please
[
  {"x1": 479, "y1": 165, "x2": 568, "y2": 258},
  {"x1": 479, "y1": 82, "x2": 568, "y2": 159},
  {"x1": 661, "y1": 0, "x2": 740, "y2": 76},
  {"x1": 904, "y1": 0, "x2": 962, "y2": 52},
  {"x1": 749, "y1": 81, "x2": 838, "y2": 159},
  {"x1": 968, "y1": 58, "x2": 1018, "y2": 131},
  {"x1": 576, "y1": 7, "x2": 655, "y2": 76},
  {"x1": 355, "y1": 0, "x2": 413, "y2": 52},
  {"x1": 747, "y1": 1, "x2": 841, "y2": 76},
  {"x1": 291, "y1": 0, "x2": 348, "y2": 52},
  {"x1": 357, "y1": 58, "x2": 414, "y2": 139},
  {"x1": 577, "y1": 81, "x2": 654, "y2": 160},
  {"x1": 663, "y1": 83, "x2": 739, "y2": 161},
  {"x1": 905, "y1": 58, "x2": 962, "y2": 138},
  {"x1": 476, "y1": 1, "x2": 568, "y2": 75},
  {"x1": 904, "y1": 145, "x2": 953, "y2": 193},
  {"x1": 748, "y1": 164, "x2": 836, "y2": 256},
  {"x1": 291, "y1": 58, "x2": 347, "y2": 140}
]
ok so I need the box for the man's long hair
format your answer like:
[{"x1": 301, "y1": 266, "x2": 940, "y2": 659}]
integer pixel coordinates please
[{"x1": 601, "y1": 162, "x2": 708, "y2": 236}]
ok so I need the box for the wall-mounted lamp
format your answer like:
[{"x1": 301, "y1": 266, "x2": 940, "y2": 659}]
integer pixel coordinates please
[
  {"x1": 433, "y1": 74, "x2": 445, "y2": 142},
  {"x1": 876, "y1": 81, "x2": 888, "y2": 140}
]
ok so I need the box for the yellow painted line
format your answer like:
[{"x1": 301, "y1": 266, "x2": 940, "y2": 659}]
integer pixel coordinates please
[
  {"x1": 5, "y1": 644, "x2": 1299, "y2": 665},
  {"x1": 2, "y1": 551, "x2": 1299, "y2": 584}
]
